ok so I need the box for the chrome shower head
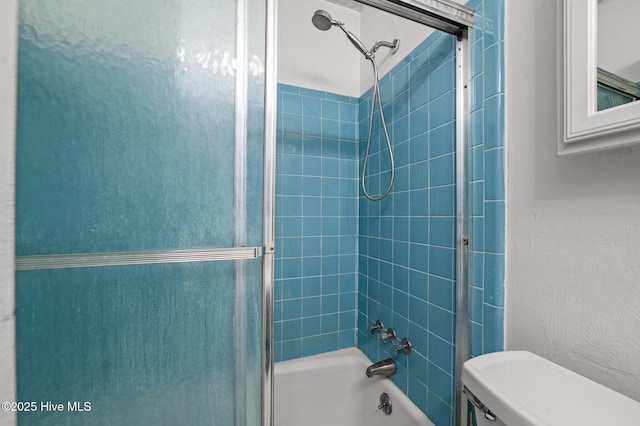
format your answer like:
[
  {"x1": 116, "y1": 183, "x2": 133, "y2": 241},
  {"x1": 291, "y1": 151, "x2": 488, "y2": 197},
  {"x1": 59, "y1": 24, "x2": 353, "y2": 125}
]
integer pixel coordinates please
[
  {"x1": 312, "y1": 9, "x2": 335, "y2": 31},
  {"x1": 311, "y1": 9, "x2": 370, "y2": 57}
]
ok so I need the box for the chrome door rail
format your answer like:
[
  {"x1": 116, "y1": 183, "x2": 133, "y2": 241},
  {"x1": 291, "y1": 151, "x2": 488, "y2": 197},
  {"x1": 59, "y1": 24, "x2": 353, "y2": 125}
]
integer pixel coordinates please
[
  {"x1": 262, "y1": 0, "x2": 278, "y2": 424},
  {"x1": 454, "y1": 29, "x2": 471, "y2": 426},
  {"x1": 234, "y1": 0, "x2": 249, "y2": 422},
  {"x1": 15, "y1": 246, "x2": 263, "y2": 271},
  {"x1": 354, "y1": 0, "x2": 473, "y2": 35}
]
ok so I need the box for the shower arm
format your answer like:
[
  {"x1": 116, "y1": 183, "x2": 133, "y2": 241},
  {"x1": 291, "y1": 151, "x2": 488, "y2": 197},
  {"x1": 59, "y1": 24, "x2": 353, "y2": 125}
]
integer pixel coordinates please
[
  {"x1": 369, "y1": 39, "x2": 400, "y2": 57},
  {"x1": 333, "y1": 20, "x2": 399, "y2": 59}
]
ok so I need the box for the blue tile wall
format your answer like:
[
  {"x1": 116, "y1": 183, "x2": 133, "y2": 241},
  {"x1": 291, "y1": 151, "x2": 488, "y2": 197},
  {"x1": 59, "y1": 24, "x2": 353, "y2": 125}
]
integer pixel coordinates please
[
  {"x1": 467, "y1": 0, "x2": 505, "y2": 359},
  {"x1": 357, "y1": 31, "x2": 459, "y2": 426},
  {"x1": 275, "y1": 84, "x2": 360, "y2": 361},
  {"x1": 357, "y1": 1, "x2": 504, "y2": 425}
]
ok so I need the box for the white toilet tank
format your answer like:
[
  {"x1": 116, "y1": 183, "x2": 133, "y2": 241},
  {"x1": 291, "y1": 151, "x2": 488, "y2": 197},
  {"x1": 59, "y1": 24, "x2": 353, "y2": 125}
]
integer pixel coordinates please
[{"x1": 461, "y1": 351, "x2": 640, "y2": 426}]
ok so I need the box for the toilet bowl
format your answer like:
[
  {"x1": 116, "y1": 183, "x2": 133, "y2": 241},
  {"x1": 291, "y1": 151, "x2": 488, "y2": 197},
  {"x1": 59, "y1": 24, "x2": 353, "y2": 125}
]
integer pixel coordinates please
[{"x1": 461, "y1": 351, "x2": 640, "y2": 426}]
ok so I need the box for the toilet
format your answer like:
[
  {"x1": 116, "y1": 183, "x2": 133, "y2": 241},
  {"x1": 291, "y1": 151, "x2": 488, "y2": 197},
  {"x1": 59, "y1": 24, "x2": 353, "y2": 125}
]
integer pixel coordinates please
[{"x1": 461, "y1": 351, "x2": 640, "y2": 426}]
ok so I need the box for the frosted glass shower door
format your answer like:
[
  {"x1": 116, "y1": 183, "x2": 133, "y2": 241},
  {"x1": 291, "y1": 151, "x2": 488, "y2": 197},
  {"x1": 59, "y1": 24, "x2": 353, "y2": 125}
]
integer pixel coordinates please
[{"x1": 15, "y1": 0, "x2": 267, "y2": 424}]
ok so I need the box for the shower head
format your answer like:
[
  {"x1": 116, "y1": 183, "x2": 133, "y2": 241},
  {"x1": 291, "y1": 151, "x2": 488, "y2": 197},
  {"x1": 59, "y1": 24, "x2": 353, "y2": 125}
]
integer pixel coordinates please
[
  {"x1": 312, "y1": 10, "x2": 336, "y2": 31},
  {"x1": 311, "y1": 9, "x2": 370, "y2": 57}
]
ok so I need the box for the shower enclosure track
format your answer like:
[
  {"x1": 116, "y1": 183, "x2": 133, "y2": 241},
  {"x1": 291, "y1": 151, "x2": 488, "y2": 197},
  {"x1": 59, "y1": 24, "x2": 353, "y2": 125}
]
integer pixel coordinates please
[{"x1": 354, "y1": 0, "x2": 473, "y2": 35}]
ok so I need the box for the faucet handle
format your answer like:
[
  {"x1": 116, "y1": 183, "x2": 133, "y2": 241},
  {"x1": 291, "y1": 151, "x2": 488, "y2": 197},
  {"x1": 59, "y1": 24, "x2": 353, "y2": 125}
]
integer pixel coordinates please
[
  {"x1": 393, "y1": 337, "x2": 412, "y2": 355},
  {"x1": 380, "y1": 327, "x2": 397, "y2": 342},
  {"x1": 369, "y1": 319, "x2": 385, "y2": 335}
]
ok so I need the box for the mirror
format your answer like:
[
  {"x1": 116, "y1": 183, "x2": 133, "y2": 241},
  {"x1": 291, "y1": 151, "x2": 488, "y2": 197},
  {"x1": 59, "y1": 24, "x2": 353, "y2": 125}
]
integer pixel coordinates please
[
  {"x1": 559, "y1": 0, "x2": 640, "y2": 155},
  {"x1": 597, "y1": 0, "x2": 640, "y2": 111}
]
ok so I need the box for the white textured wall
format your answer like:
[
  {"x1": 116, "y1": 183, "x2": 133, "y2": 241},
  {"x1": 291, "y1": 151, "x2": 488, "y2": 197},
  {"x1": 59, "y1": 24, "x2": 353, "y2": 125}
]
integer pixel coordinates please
[
  {"x1": 0, "y1": 0, "x2": 17, "y2": 424},
  {"x1": 277, "y1": 0, "x2": 362, "y2": 96},
  {"x1": 505, "y1": 0, "x2": 640, "y2": 402},
  {"x1": 278, "y1": 0, "x2": 461, "y2": 97}
]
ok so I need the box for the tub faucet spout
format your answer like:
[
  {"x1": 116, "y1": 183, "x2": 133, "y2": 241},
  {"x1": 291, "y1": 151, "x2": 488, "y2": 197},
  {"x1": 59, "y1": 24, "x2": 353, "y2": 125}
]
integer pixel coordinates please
[{"x1": 366, "y1": 358, "x2": 396, "y2": 378}]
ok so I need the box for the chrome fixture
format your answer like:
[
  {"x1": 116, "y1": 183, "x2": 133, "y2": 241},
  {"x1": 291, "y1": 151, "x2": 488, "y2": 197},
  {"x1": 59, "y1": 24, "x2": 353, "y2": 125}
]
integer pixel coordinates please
[
  {"x1": 311, "y1": 9, "x2": 398, "y2": 201},
  {"x1": 377, "y1": 326, "x2": 412, "y2": 354},
  {"x1": 369, "y1": 319, "x2": 385, "y2": 335},
  {"x1": 380, "y1": 327, "x2": 396, "y2": 342},
  {"x1": 366, "y1": 358, "x2": 396, "y2": 378},
  {"x1": 311, "y1": 9, "x2": 335, "y2": 31},
  {"x1": 312, "y1": 9, "x2": 370, "y2": 56},
  {"x1": 360, "y1": 54, "x2": 396, "y2": 201},
  {"x1": 463, "y1": 386, "x2": 497, "y2": 422},
  {"x1": 393, "y1": 337, "x2": 412, "y2": 355},
  {"x1": 378, "y1": 392, "x2": 392, "y2": 415},
  {"x1": 311, "y1": 9, "x2": 398, "y2": 59}
]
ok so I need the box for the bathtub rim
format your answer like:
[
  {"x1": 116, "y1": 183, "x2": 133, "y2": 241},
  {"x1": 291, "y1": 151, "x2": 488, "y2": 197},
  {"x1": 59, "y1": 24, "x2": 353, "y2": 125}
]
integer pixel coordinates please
[{"x1": 274, "y1": 347, "x2": 434, "y2": 425}]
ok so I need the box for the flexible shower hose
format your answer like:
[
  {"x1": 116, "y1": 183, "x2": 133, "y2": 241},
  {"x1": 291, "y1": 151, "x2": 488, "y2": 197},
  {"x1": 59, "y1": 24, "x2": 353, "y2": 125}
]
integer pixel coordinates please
[{"x1": 361, "y1": 57, "x2": 395, "y2": 201}]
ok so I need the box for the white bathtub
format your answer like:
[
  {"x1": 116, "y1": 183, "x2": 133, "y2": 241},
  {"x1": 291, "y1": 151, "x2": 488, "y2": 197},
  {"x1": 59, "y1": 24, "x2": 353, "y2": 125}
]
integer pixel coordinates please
[{"x1": 274, "y1": 348, "x2": 434, "y2": 426}]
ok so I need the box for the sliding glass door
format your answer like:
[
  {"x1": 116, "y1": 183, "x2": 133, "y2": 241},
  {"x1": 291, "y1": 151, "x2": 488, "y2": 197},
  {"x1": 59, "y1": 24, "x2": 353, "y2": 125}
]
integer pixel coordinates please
[{"x1": 15, "y1": 0, "x2": 267, "y2": 424}]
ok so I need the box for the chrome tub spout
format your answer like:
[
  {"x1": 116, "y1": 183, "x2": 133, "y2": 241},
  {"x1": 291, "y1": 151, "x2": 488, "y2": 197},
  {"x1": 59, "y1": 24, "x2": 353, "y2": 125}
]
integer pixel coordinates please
[{"x1": 366, "y1": 358, "x2": 396, "y2": 378}]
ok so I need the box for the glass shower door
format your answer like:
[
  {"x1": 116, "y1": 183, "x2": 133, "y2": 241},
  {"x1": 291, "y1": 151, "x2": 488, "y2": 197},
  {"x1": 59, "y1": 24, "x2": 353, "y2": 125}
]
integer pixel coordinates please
[{"x1": 15, "y1": 0, "x2": 267, "y2": 424}]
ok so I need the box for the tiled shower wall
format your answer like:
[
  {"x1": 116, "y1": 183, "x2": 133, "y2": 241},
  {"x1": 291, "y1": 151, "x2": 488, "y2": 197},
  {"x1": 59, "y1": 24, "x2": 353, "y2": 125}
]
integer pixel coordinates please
[
  {"x1": 275, "y1": 1, "x2": 504, "y2": 425},
  {"x1": 356, "y1": 0, "x2": 504, "y2": 425},
  {"x1": 468, "y1": 0, "x2": 505, "y2": 359},
  {"x1": 357, "y1": 31, "x2": 458, "y2": 426},
  {"x1": 274, "y1": 85, "x2": 360, "y2": 361}
]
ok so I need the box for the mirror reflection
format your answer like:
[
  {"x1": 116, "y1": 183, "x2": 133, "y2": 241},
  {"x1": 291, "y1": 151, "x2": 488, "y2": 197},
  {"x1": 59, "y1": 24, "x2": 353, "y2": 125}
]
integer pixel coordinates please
[{"x1": 597, "y1": 0, "x2": 640, "y2": 111}]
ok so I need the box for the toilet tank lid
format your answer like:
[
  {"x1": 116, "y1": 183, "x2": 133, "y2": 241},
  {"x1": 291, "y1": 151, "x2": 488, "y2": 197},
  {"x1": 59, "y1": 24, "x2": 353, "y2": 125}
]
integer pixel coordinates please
[{"x1": 461, "y1": 351, "x2": 640, "y2": 426}]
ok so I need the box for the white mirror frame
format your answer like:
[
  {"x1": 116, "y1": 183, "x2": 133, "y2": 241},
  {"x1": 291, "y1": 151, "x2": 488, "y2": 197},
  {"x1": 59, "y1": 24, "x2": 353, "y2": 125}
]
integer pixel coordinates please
[{"x1": 559, "y1": 0, "x2": 640, "y2": 156}]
